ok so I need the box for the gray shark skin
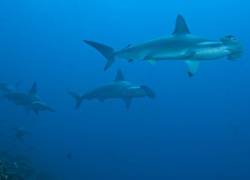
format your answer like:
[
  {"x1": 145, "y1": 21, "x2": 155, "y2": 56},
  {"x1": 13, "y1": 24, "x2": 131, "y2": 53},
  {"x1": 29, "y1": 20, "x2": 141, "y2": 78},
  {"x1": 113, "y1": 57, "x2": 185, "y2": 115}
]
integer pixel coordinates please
[
  {"x1": 13, "y1": 127, "x2": 30, "y2": 141},
  {"x1": 84, "y1": 15, "x2": 243, "y2": 76},
  {"x1": 31, "y1": 101, "x2": 55, "y2": 115},
  {"x1": 2, "y1": 82, "x2": 38, "y2": 106},
  {"x1": 0, "y1": 83, "x2": 11, "y2": 93},
  {"x1": 69, "y1": 70, "x2": 155, "y2": 109},
  {"x1": 0, "y1": 82, "x2": 54, "y2": 115}
]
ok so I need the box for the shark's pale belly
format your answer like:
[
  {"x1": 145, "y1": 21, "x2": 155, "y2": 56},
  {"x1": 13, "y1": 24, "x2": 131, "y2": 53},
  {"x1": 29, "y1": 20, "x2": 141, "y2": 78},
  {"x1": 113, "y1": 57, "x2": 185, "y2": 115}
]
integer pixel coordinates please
[
  {"x1": 115, "y1": 38, "x2": 231, "y2": 61},
  {"x1": 191, "y1": 46, "x2": 230, "y2": 60}
]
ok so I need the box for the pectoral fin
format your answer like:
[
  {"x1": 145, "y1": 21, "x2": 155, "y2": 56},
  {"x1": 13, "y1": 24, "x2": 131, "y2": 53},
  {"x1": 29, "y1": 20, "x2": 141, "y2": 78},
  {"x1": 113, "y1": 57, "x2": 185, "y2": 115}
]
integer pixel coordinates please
[
  {"x1": 33, "y1": 109, "x2": 39, "y2": 115},
  {"x1": 123, "y1": 98, "x2": 132, "y2": 110},
  {"x1": 185, "y1": 61, "x2": 200, "y2": 77}
]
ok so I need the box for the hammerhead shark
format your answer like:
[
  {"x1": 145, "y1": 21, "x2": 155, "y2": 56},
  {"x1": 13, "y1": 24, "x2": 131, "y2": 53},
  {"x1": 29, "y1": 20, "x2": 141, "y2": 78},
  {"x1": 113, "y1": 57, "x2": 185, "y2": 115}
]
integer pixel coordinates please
[
  {"x1": 13, "y1": 127, "x2": 31, "y2": 141},
  {"x1": 69, "y1": 70, "x2": 155, "y2": 109},
  {"x1": 0, "y1": 82, "x2": 54, "y2": 115},
  {"x1": 84, "y1": 15, "x2": 243, "y2": 76}
]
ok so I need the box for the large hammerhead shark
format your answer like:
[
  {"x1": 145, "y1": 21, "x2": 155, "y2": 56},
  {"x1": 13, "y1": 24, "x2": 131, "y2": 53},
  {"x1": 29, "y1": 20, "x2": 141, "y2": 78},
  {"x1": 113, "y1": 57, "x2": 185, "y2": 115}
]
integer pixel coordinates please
[{"x1": 84, "y1": 15, "x2": 243, "y2": 76}]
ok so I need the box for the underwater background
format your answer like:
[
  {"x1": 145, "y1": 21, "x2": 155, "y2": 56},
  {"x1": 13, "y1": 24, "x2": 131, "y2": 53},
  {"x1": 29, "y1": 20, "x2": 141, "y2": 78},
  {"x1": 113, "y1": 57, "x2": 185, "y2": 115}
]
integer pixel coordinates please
[{"x1": 0, "y1": 0, "x2": 250, "y2": 179}]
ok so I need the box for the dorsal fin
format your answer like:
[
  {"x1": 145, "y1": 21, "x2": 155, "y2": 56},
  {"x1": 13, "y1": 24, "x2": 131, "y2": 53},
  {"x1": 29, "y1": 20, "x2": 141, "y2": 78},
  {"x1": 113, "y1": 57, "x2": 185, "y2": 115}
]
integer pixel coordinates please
[
  {"x1": 29, "y1": 82, "x2": 37, "y2": 96},
  {"x1": 173, "y1": 14, "x2": 190, "y2": 35},
  {"x1": 125, "y1": 44, "x2": 132, "y2": 48},
  {"x1": 114, "y1": 69, "x2": 125, "y2": 82}
]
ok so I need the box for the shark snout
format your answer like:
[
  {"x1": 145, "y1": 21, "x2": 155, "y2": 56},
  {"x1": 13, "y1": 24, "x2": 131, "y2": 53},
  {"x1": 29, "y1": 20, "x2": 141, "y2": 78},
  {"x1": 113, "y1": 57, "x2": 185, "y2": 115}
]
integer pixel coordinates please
[
  {"x1": 140, "y1": 85, "x2": 156, "y2": 99},
  {"x1": 227, "y1": 43, "x2": 243, "y2": 60},
  {"x1": 221, "y1": 35, "x2": 243, "y2": 60}
]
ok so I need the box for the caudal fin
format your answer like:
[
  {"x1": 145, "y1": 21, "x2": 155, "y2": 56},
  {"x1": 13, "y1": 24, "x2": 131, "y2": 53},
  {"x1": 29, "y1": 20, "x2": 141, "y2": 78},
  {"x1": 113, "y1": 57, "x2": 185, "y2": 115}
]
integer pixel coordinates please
[
  {"x1": 84, "y1": 40, "x2": 115, "y2": 71},
  {"x1": 140, "y1": 85, "x2": 156, "y2": 99},
  {"x1": 68, "y1": 91, "x2": 83, "y2": 109}
]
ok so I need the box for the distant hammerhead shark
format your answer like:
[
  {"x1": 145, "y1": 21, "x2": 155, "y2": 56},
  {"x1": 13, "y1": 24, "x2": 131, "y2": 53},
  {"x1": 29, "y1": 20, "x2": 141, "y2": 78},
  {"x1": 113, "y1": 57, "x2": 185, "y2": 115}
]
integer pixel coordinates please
[
  {"x1": 0, "y1": 82, "x2": 54, "y2": 115},
  {"x1": 69, "y1": 70, "x2": 155, "y2": 109},
  {"x1": 84, "y1": 15, "x2": 243, "y2": 76},
  {"x1": 13, "y1": 127, "x2": 31, "y2": 141}
]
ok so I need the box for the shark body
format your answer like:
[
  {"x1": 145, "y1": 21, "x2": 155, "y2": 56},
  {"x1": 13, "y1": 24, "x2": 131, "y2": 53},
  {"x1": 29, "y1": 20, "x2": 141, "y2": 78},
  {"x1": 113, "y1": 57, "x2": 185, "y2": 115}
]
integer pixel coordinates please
[
  {"x1": 69, "y1": 70, "x2": 155, "y2": 109},
  {"x1": 13, "y1": 127, "x2": 30, "y2": 141},
  {"x1": 84, "y1": 15, "x2": 243, "y2": 76},
  {"x1": 0, "y1": 82, "x2": 54, "y2": 115}
]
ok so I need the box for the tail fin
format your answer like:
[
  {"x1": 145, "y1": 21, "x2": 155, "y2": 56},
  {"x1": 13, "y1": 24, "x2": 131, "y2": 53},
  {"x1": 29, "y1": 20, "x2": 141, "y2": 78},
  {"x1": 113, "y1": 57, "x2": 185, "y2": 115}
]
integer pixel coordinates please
[
  {"x1": 140, "y1": 85, "x2": 156, "y2": 99},
  {"x1": 68, "y1": 91, "x2": 83, "y2": 109},
  {"x1": 84, "y1": 40, "x2": 115, "y2": 71},
  {"x1": 29, "y1": 82, "x2": 38, "y2": 96}
]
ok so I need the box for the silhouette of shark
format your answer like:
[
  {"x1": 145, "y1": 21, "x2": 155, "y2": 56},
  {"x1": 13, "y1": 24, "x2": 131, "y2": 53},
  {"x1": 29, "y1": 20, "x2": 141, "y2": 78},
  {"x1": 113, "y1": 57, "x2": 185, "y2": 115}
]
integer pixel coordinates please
[
  {"x1": 69, "y1": 70, "x2": 155, "y2": 109},
  {"x1": 0, "y1": 82, "x2": 54, "y2": 115}
]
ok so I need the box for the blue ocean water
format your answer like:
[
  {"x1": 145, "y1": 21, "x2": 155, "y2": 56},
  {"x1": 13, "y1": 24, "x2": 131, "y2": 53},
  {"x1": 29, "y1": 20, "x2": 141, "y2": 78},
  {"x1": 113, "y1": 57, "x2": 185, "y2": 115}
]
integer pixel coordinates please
[{"x1": 0, "y1": 0, "x2": 249, "y2": 179}]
